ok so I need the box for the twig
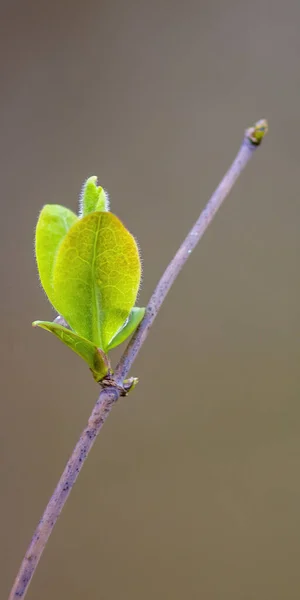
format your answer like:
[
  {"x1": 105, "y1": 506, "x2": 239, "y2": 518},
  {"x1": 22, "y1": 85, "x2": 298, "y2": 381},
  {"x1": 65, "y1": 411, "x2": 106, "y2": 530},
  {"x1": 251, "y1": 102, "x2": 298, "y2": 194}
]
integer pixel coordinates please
[{"x1": 8, "y1": 119, "x2": 268, "y2": 599}]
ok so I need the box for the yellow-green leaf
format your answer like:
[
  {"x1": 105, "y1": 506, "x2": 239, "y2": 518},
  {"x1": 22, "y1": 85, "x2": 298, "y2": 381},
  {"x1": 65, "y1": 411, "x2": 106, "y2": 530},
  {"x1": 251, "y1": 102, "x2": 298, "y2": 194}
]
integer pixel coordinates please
[
  {"x1": 107, "y1": 307, "x2": 145, "y2": 351},
  {"x1": 33, "y1": 320, "x2": 110, "y2": 381},
  {"x1": 52, "y1": 211, "x2": 141, "y2": 351},
  {"x1": 35, "y1": 205, "x2": 78, "y2": 307},
  {"x1": 79, "y1": 176, "x2": 109, "y2": 216}
]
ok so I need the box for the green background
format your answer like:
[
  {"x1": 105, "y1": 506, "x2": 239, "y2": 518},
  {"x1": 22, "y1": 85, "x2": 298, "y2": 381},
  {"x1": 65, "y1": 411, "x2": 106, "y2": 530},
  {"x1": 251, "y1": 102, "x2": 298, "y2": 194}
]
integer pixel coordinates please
[{"x1": 1, "y1": 1, "x2": 300, "y2": 599}]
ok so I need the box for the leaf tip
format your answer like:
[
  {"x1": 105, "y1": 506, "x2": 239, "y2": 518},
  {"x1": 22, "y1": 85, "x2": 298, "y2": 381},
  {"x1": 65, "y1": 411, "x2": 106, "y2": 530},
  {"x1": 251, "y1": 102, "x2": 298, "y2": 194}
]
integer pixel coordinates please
[{"x1": 79, "y1": 175, "x2": 110, "y2": 216}]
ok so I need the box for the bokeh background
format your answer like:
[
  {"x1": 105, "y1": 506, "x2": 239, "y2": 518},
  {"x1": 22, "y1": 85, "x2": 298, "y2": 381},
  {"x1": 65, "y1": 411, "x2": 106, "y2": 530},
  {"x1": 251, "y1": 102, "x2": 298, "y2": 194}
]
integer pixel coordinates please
[{"x1": 1, "y1": 1, "x2": 300, "y2": 598}]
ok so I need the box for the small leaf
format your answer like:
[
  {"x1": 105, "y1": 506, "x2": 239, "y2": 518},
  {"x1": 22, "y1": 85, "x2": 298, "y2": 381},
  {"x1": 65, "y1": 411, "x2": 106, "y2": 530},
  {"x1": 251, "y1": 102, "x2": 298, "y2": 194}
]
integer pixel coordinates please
[
  {"x1": 107, "y1": 307, "x2": 145, "y2": 351},
  {"x1": 35, "y1": 205, "x2": 78, "y2": 306},
  {"x1": 33, "y1": 320, "x2": 110, "y2": 381},
  {"x1": 123, "y1": 377, "x2": 139, "y2": 394},
  {"x1": 52, "y1": 211, "x2": 142, "y2": 351},
  {"x1": 79, "y1": 176, "x2": 109, "y2": 216}
]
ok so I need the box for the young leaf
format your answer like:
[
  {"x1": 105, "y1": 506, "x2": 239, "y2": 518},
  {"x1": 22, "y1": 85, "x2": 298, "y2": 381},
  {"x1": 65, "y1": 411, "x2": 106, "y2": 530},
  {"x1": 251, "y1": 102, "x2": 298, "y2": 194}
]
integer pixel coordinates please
[
  {"x1": 52, "y1": 211, "x2": 141, "y2": 351},
  {"x1": 79, "y1": 176, "x2": 109, "y2": 216},
  {"x1": 107, "y1": 307, "x2": 145, "y2": 351},
  {"x1": 35, "y1": 205, "x2": 78, "y2": 306},
  {"x1": 32, "y1": 321, "x2": 110, "y2": 382}
]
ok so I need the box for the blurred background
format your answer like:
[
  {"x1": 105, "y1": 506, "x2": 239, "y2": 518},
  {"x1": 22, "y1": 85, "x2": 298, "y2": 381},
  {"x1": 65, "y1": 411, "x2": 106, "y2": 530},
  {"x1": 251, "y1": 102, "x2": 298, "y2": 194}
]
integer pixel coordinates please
[{"x1": 1, "y1": 1, "x2": 300, "y2": 598}]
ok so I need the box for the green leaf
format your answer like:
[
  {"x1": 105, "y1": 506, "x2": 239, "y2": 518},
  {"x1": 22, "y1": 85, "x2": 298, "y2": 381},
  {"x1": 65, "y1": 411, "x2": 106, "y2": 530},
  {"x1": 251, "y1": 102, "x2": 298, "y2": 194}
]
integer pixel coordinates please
[
  {"x1": 52, "y1": 211, "x2": 142, "y2": 351},
  {"x1": 35, "y1": 205, "x2": 78, "y2": 306},
  {"x1": 33, "y1": 320, "x2": 110, "y2": 382},
  {"x1": 107, "y1": 307, "x2": 145, "y2": 351},
  {"x1": 79, "y1": 176, "x2": 109, "y2": 216}
]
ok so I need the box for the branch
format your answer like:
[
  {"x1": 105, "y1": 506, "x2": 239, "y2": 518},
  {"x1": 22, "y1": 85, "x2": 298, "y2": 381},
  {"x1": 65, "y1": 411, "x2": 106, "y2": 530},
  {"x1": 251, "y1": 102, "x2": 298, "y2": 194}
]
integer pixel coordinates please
[{"x1": 8, "y1": 119, "x2": 268, "y2": 600}]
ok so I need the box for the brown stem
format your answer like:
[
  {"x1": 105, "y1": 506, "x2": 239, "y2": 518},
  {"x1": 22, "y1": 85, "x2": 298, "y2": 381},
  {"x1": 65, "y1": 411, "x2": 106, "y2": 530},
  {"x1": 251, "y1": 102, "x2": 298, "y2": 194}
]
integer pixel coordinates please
[{"x1": 8, "y1": 119, "x2": 267, "y2": 599}]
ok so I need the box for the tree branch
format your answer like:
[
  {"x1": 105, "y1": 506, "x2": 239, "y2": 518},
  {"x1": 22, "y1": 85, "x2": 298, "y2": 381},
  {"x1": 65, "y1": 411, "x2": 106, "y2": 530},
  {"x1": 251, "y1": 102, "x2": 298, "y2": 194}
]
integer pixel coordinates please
[{"x1": 8, "y1": 119, "x2": 268, "y2": 600}]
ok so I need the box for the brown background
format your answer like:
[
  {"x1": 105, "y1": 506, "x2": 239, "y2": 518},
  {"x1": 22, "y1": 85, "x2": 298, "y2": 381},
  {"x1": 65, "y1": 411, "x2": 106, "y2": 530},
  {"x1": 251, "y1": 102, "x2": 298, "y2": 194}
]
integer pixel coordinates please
[{"x1": 1, "y1": 1, "x2": 300, "y2": 599}]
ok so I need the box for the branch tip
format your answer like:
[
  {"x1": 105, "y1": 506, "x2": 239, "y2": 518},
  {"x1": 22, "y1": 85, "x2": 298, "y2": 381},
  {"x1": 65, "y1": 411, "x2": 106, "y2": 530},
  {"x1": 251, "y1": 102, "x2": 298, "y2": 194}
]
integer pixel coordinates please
[{"x1": 246, "y1": 119, "x2": 268, "y2": 146}]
